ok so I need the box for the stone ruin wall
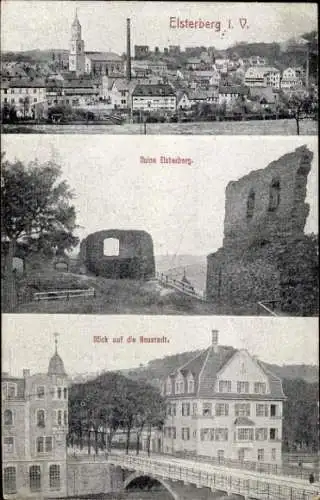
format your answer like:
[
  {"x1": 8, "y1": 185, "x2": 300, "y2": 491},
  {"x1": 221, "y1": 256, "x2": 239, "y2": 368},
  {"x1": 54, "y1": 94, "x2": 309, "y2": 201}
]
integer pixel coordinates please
[
  {"x1": 206, "y1": 146, "x2": 317, "y2": 315},
  {"x1": 80, "y1": 229, "x2": 155, "y2": 279}
]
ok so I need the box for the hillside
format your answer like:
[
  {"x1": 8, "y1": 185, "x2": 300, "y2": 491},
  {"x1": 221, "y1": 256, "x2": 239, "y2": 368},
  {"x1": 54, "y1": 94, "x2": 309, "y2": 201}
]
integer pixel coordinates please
[{"x1": 120, "y1": 350, "x2": 319, "y2": 386}]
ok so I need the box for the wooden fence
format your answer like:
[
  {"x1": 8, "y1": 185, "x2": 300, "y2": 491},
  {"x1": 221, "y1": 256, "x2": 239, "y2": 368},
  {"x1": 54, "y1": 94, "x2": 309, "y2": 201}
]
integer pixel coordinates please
[{"x1": 33, "y1": 288, "x2": 96, "y2": 301}]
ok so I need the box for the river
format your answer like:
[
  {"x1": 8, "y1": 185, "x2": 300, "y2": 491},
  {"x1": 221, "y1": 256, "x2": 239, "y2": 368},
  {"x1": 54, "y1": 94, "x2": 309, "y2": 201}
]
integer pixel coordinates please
[{"x1": 2, "y1": 118, "x2": 317, "y2": 135}]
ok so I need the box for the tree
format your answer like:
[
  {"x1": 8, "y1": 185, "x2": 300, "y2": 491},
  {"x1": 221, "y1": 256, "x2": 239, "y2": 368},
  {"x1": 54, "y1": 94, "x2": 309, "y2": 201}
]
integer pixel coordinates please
[
  {"x1": 283, "y1": 92, "x2": 315, "y2": 135},
  {"x1": 1, "y1": 155, "x2": 79, "y2": 311}
]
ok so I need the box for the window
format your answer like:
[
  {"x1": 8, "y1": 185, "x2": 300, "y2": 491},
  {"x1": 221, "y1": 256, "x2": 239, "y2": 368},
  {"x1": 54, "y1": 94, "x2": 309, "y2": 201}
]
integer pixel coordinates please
[
  {"x1": 57, "y1": 387, "x2": 62, "y2": 399},
  {"x1": 255, "y1": 428, "x2": 268, "y2": 441},
  {"x1": 49, "y1": 464, "x2": 60, "y2": 490},
  {"x1": 269, "y1": 428, "x2": 278, "y2": 441},
  {"x1": 4, "y1": 467, "x2": 16, "y2": 494},
  {"x1": 256, "y1": 404, "x2": 269, "y2": 417},
  {"x1": 64, "y1": 411, "x2": 68, "y2": 425},
  {"x1": 254, "y1": 382, "x2": 266, "y2": 394},
  {"x1": 271, "y1": 448, "x2": 276, "y2": 461},
  {"x1": 270, "y1": 404, "x2": 277, "y2": 417},
  {"x1": 219, "y1": 380, "x2": 231, "y2": 392},
  {"x1": 37, "y1": 386, "x2": 45, "y2": 399},
  {"x1": 37, "y1": 409, "x2": 45, "y2": 427},
  {"x1": 215, "y1": 428, "x2": 228, "y2": 441},
  {"x1": 7, "y1": 383, "x2": 17, "y2": 399},
  {"x1": 34, "y1": 98, "x2": 37, "y2": 103},
  {"x1": 200, "y1": 428, "x2": 213, "y2": 441},
  {"x1": 4, "y1": 437, "x2": 14, "y2": 453},
  {"x1": 30, "y1": 465, "x2": 41, "y2": 492},
  {"x1": 258, "y1": 449, "x2": 264, "y2": 461},
  {"x1": 57, "y1": 410, "x2": 62, "y2": 426},
  {"x1": 182, "y1": 402, "x2": 190, "y2": 416},
  {"x1": 237, "y1": 381, "x2": 249, "y2": 393},
  {"x1": 166, "y1": 379, "x2": 172, "y2": 395},
  {"x1": 237, "y1": 428, "x2": 254, "y2": 441},
  {"x1": 217, "y1": 450, "x2": 225, "y2": 462},
  {"x1": 4, "y1": 409, "x2": 13, "y2": 425},
  {"x1": 37, "y1": 436, "x2": 53, "y2": 453},
  {"x1": 202, "y1": 402, "x2": 212, "y2": 416},
  {"x1": 235, "y1": 403, "x2": 250, "y2": 417},
  {"x1": 187, "y1": 378, "x2": 195, "y2": 393},
  {"x1": 172, "y1": 427, "x2": 176, "y2": 439},
  {"x1": 268, "y1": 178, "x2": 281, "y2": 211},
  {"x1": 192, "y1": 403, "x2": 198, "y2": 416},
  {"x1": 182, "y1": 427, "x2": 190, "y2": 440},
  {"x1": 215, "y1": 403, "x2": 229, "y2": 416}
]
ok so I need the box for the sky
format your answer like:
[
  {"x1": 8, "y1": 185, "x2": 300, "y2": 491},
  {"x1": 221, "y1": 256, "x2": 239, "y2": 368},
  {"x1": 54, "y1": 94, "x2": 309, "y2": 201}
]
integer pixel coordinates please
[
  {"x1": 2, "y1": 314, "x2": 318, "y2": 376},
  {"x1": 2, "y1": 135, "x2": 318, "y2": 256},
  {"x1": 1, "y1": 1, "x2": 317, "y2": 53}
]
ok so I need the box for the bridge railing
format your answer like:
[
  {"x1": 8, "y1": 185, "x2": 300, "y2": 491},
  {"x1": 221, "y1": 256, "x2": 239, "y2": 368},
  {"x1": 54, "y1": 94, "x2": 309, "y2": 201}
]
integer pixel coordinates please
[
  {"x1": 107, "y1": 453, "x2": 320, "y2": 500},
  {"x1": 163, "y1": 450, "x2": 319, "y2": 481}
]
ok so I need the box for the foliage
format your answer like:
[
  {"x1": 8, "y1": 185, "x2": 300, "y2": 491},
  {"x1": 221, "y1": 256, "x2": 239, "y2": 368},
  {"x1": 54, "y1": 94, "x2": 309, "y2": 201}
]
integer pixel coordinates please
[
  {"x1": 68, "y1": 371, "x2": 166, "y2": 454},
  {"x1": 282, "y1": 378, "x2": 319, "y2": 452},
  {"x1": 1, "y1": 155, "x2": 79, "y2": 311}
]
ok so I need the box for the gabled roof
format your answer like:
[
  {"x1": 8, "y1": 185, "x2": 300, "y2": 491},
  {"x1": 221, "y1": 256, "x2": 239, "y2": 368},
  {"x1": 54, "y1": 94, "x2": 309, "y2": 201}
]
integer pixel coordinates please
[{"x1": 166, "y1": 345, "x2": 286, "y2": 401}]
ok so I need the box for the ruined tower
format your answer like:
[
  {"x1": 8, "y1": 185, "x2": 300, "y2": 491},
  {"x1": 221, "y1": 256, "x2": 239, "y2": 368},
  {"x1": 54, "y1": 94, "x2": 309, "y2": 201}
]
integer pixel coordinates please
[{"x1": 206, "y1": 146, "x2": 318, "y2": 316}]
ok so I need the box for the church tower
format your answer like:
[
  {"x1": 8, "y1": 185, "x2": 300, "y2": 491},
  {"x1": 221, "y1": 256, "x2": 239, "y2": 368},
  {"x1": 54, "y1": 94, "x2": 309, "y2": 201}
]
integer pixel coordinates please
[{"x1": 69, "y1": 9, "x2": 85, "y2": 74}]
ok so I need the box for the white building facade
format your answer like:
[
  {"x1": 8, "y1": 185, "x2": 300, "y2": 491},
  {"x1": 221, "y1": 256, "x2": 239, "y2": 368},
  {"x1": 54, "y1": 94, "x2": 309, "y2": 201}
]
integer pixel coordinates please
[{"x1": 161, "y1": 331, "x2": 285, "y2": 465}]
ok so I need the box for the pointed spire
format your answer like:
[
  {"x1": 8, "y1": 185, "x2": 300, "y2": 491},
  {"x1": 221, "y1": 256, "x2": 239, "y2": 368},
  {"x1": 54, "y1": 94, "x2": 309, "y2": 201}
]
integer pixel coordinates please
[{"x1": 54, "y1": 332, "x2": 59, "y2": 354}]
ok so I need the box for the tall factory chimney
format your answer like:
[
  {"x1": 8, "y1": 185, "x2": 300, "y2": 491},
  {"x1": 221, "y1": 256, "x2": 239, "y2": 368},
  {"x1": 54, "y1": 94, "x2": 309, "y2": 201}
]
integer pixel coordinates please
[{"x1": 126, "y1": 18, "x2": 132, "y2": 81}]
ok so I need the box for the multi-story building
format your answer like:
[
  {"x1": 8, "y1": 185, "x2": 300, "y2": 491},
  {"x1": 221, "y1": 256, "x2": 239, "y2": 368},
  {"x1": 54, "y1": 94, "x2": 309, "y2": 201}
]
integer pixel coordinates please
[
  {"x1": 245, "y1": 67, "x2": 281, "y2": 88},
  {"x1": 131, "y1": 84, "x2": 176, "y2": 112},
  {"x1": 1, "y1": 79, "x2": 47, "y2": 117},
  {"x1": 281, "y1": 67, "x2": 304, "y2": 90},
  {"x1": 2, "y1": 339, "x2": 69, "y2": 498},
  {"x1": 161, "y1": 331, "x2": 285, "y2": 464}
]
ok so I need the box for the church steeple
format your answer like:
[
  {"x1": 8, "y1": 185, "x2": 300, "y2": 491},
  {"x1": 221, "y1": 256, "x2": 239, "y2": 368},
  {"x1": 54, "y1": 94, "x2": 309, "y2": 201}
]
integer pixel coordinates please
[{"x1": 69, "y1": 9, "x2": 85, "y2": 74}]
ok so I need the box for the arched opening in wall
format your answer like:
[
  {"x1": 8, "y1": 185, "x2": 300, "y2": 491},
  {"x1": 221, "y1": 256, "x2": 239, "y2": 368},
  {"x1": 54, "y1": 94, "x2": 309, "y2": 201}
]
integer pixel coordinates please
[
  {"x1": 268, "y1": 177, "x2": 281, "y2": 212},
  {"x1": 246, "y1": 189, "x2": 255, "y2": 219},
  {"x1": 103, "y1": 238, "x2": 120, "y2": 256}
]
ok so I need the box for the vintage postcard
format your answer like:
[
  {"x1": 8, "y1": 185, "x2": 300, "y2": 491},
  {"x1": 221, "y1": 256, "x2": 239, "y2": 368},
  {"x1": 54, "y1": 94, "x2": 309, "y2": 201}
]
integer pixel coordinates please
[
  {"x1": 1, "y1": 1, "x2": 319, "y2": 500},
  {"x1": 0, "y1": 1, "x2": 318, "y2": 135}
]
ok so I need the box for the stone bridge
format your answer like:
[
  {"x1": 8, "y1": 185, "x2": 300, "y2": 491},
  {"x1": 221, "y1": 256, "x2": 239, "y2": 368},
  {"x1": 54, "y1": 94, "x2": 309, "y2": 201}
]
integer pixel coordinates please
[{"x1": 66, "y1": 451, "x2": 320, "y2": 500}]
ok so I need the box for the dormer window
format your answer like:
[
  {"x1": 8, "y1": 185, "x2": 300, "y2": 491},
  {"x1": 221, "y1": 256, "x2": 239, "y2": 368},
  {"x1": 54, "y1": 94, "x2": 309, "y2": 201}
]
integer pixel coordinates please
[
  {"x1": 219, "y1": 380, "x2": 231, "y2": 393},
  {"x1": 187, "y1": 373, "x2": 195, "y2": 393},
  {"x1": 175, "y1": 373, "x2": 185, "y2": 394}
]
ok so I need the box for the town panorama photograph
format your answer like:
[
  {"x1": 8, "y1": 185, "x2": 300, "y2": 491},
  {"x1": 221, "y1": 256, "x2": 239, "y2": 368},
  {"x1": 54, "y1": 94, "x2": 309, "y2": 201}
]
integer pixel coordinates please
[{"x1": 0, "y1": 1, "x2": 318, "y2": 135}]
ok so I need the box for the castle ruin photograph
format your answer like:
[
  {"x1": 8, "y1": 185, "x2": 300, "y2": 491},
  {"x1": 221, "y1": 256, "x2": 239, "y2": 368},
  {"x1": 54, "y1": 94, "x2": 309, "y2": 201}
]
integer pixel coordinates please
[{"x1": 1, "y1": 135, "x2": 318, "y2": 316}]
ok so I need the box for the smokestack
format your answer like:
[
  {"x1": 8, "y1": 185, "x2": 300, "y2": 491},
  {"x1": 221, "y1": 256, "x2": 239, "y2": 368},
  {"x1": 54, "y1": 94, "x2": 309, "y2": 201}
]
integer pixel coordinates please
[
  {"x1": 126, "y1": 18, "x2": 131, "y2": 81},
  {"x1": 211, "y1": 330, "x2": 219, "y2": 353}
]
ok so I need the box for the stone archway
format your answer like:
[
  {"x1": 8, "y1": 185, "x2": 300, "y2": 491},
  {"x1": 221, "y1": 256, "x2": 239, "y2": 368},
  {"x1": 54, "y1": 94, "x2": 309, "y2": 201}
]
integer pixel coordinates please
[{"x1": 123, "y1": 472, "x2": 179, "y2": 500}]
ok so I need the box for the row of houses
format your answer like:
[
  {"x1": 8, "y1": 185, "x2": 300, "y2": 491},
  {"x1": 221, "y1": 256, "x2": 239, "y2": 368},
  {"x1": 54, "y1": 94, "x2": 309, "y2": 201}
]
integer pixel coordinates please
[{"x1": 1, "y1": 74, "x2": 286, "y2": 118}]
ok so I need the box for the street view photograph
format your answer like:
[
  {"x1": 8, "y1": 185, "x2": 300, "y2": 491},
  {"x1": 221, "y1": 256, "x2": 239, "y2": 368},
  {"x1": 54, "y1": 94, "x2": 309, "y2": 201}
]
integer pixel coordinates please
[
  {"x1": 1, "y1": 135, "x2": 318, "y2": 316},
  {"x1": 2, "y1": 314, "x2": 319, "y2": 499},
  {"x1": 1, "y1": 1, "x2": 318, "y2": 135}
]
